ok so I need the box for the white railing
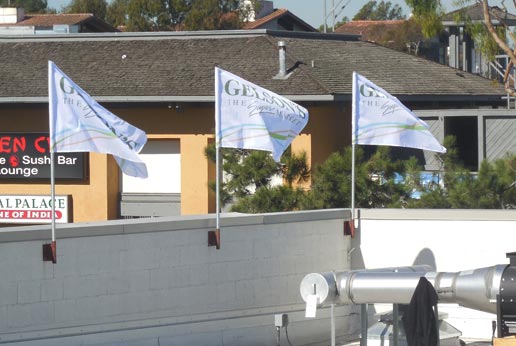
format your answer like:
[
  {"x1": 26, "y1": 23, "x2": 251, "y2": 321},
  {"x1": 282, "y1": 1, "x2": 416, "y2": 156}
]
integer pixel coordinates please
[{"x1": 489, "y1": 54, "x2": 516, "y2": 109}]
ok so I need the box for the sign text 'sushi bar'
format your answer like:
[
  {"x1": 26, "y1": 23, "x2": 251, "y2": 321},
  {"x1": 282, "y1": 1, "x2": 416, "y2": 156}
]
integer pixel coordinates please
[{"x1": 0, "y1": 133, "x2": 86, "y2": 179}]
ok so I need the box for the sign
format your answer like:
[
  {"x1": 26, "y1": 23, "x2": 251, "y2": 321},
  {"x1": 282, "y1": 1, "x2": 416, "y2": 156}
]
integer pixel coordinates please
[
  {"x1": 0, "y1": 195, "x2": 71, "y2": 224},
  {"x1": 0, "y1": 133, "x2": 86, "y2": 179}
]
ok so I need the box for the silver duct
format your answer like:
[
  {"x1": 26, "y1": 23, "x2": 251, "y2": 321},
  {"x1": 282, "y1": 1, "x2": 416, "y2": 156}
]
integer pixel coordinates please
[{"x1": 300, "y1": 264, "x2": 508, "y2": 314}]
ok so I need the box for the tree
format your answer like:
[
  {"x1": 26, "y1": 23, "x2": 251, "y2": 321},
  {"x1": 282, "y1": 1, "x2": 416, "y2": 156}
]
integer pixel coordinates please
[
  {"x1": 100, "y1": 0, "x2": 258, "y2": 32},
  {"x1": 353, "y1": 1, "x2": 405, "y2": 20},
  {"x1": 307, "y1": 146, "x2": 416, "y2": 209},
  {"x1": 204, "y1": 145, "x2": 311, "y2": 213},
  {"x1": 183, "y1": 0, "x2": 241, "y2": 30},
  {"x1": 64, "y1": 0, "x2": 107, "y2": 20},
  {"x1": 208, "y1": 136, "x2": 516, "y2": 212},
  {"x1": 366, "y1": 18, "x2": 426, "y2": 54},
  {"x1": 106, "y1": 0, "x2": 130, "y2": 29},
  {"x1": 0, "y1": 0, "x2": 48, "y2": 13},
  {"x1": 478, "y1": 0, "x2": 516, "y2": 97},
  {"x1": 404, "y1": 0, "x2": 444, "y2": 38},
  {"x1": 124, "y1": 0, "x2": 166, "y2": 31}
]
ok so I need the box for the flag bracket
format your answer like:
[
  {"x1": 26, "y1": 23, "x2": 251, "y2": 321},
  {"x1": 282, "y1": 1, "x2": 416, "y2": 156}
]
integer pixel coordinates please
[
  {"x1": 344, "y1": 220, "x2": 355, "y2": 238},
  {"x1": 42, "y1": 241, "x2": 56, "y2": 263},
  {"x1": 208, "y1": 229, "x2": 220, "y2": 249}
]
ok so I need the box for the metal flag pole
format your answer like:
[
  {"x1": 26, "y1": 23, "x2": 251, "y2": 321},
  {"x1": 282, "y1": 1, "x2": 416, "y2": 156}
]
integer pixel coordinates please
[
  {"x1": 46, "y1": 60, "x2": 57, "y2": 264},
  {"x1": 211, "y1": 66, "x2": 221, "y2": 249},
  {"x1": 351, "y1": 142, "x2": 356, "y2": 221},
  {"x1": 214, "y1": 143, "x2": 221, "y2": 249},
  {"x1": 50, "y1": 150, "x2": 57, "y2": 263},
  {"x1": 351, "y1": 71, "x2": 357, "y2": 224}
]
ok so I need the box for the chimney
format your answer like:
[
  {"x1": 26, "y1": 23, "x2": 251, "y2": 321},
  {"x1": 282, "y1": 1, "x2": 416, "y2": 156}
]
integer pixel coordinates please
[{"x1": 274, "y1": 41, "x2": 288, "y2": 79}]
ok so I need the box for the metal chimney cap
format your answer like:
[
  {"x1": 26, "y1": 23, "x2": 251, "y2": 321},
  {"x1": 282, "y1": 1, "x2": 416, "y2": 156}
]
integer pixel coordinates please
[{"x1": 278, "y1": 41, "x2": 287, "y2": 48}]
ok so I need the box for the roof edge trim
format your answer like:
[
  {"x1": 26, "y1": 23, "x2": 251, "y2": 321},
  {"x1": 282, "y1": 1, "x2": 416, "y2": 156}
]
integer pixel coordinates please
[
  {"x1": 0, "y1": 95, "x2": 338, "y2": 103},
  {"x1": 0, "y1": 29, "x2": 360, "y2": 42}
]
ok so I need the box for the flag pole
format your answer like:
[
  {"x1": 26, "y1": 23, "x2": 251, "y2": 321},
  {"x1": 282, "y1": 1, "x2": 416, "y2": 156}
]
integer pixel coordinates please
[
  {"x1": 50, "y1": 150, "x2": 57, "y2": 263},
  {"x1": 48, "y1": 60, "x2": 56, "y2": 264},
  {"x1": 214, "y1": 143, "x2": 221, "y2": 249},
  {"x1": 351, "y1": 142, "x2": 356, "y2": 221},
  {"x1": 350, "y1": 72, "x2": 357, "y2": 234},
  {"x1": 212, "y1": 66, "x2": 221, "y2": 249}
]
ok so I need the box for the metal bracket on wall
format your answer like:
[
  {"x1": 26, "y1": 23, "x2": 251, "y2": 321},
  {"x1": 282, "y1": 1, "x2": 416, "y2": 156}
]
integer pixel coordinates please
[
  {"x1": 208, "y1": 228, "x2": 220, "y2": 249},
  {"x1": 42, "y1": 241, "x2": 56, "y2": 264},
  {"x1": 344, "y1": 220, "x2": 355, "y2": 237}
]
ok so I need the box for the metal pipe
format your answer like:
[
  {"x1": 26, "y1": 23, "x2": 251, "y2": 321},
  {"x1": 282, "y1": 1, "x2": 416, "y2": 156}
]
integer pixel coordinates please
[
  {"x1": 300, "y1": 264, "x2": 508, "y2": 314},
  {"x1": 277, "y1": 41, "x2": 287, "y2": 78}
]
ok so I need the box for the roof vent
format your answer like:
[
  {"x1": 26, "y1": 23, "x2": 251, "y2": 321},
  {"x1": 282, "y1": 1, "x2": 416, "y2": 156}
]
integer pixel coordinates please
[{"x1": 274, "y1": 41, "x2": 290, "y2": 80}]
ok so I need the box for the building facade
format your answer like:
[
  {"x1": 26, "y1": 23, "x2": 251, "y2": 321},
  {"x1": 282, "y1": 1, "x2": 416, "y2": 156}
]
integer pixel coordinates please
[{"x1": 0, "y1": 30, "x2": 508, "y2": 223}]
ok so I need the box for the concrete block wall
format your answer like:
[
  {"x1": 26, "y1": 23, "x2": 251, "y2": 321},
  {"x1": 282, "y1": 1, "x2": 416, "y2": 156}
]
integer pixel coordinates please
[{"x1": 0, "y1": 209, "x2": 355, "y2": 345}]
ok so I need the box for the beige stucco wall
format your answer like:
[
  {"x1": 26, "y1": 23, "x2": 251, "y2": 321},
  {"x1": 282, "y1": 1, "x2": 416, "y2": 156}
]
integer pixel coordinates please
[{"x1": 0, "y1": 102, "x2": 348, "y2": 221}]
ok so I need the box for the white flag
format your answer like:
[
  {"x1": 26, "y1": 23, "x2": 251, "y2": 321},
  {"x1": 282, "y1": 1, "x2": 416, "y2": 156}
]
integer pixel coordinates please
[
  {"x1": 352, "y1": 72, "x2": 446, "y2": 153},
  {"x1": 48, "y1": 61, "x2": 148, "y2": 178},
  {"x1": 215, "y1": 67, "x2": 309, "y2": 162}
]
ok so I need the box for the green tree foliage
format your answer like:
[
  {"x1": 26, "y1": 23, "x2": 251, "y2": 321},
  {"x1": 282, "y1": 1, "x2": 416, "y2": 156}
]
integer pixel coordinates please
[
  {"x1": 452, "y1": 4, "x2": 504, "y2": 62},
  {"x1": 365, "y1": 18, "x2": 425, "y2": 54},
  {"x1": 307, "y1": 146, "x2": 415, "y2": 209},
  {"x1": 207, "y1": 136, "x2": 516, "y2": 212},
  {"x1": 353, "y1": 1, "x2": 405, "y2": 20},
  {"x1": 184, "y1": 0, "x2": 241, "y2": 30},
  {"x1": 106, "y1": 0, "x2": 130, "y2": 29},
  {"x1": 404, "y1": 0, "x2": 444, "y2": 38},
  {"x1": 98, "y1": 0, "x2": 252, "y2": 31},
  {"x1": 64, "y1": 0, "x2": 107, "y2": 20},
  {"x1": 124, "y1": 0, "x2": 166, "y2": 31},
  {"x1": 205, "y1": 145, "x2": 311, "y2": 213},
  {"x1": 0, "y1": 0, "x2": 48, "y2": 13}
]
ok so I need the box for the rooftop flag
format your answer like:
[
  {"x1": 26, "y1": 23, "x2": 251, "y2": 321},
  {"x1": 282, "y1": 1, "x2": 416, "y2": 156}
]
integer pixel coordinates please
[
  {"x1": 352, "y1": 71, "x2": 446, "y2": 153},
  {"x1": 215, "y1": 66, "x2": 309, "y2": 162},
  {"x1": 48, "y1": 61, "x2": 148, "y2": 178}
]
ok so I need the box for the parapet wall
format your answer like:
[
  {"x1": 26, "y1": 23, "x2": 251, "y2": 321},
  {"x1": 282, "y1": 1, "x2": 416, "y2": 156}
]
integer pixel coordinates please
[{"x1": 0, "y1": 209, "x2": 354, "y2": 346}]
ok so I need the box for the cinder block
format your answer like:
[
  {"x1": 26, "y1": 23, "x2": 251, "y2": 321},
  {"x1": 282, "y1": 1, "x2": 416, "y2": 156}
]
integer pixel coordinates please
[
  {"x1": 119, "y1": 247, "x2": 160, "y2": 271},
  {"x1": 0, "y1": 281, "x2": 17, "y2": 306},
  {"x1": 105, "y1": 272, "x2": 130, "y2": 295},
  {"x1": 235, "y1": 280, "x2": 256, "y2": 307},
  {"x1": 63, "y1": 276, "x2": 108, "y2": 300},
  {"x1": 7, "y1": 302, "x2": 54, "y2": 329},
  {"x1": 76, "y1": 295, "x2": 118, "y2": 320},
  {"x1": 215, "y1": 281, "x2": 236, "y2": 305},
  {"x1": 41, "y1": 279, "x2": 64, "y2": 302},
  {"x1": 54, "y1": 299, "x2": 77, "y2": 324},
  {"x1": 18, "y1": 280, "x2": 41, "y2": 304},
  {"x1": 159, "y1": 331, "x2": 223, "y2": 346},
  {"x1": 0, "y1": 306, "x2": 7, "y2": 331},
  {"x1": 29, "y1": 302, "x2": 54, "y2": 326},
  {"x1": 127, "y1": 270, "x2": 150, "y2": 292}
]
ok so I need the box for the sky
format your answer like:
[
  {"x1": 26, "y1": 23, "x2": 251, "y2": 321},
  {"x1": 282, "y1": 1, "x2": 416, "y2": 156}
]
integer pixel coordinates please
[{"x1": 46, "y1": 0, "x2": 516, "y2": 28}]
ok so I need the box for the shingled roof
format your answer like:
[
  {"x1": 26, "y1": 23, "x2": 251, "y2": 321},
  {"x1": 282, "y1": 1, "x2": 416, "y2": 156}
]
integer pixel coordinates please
[{"x1": 0, "y1": 30, "x2": 505, "y2": 103}]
